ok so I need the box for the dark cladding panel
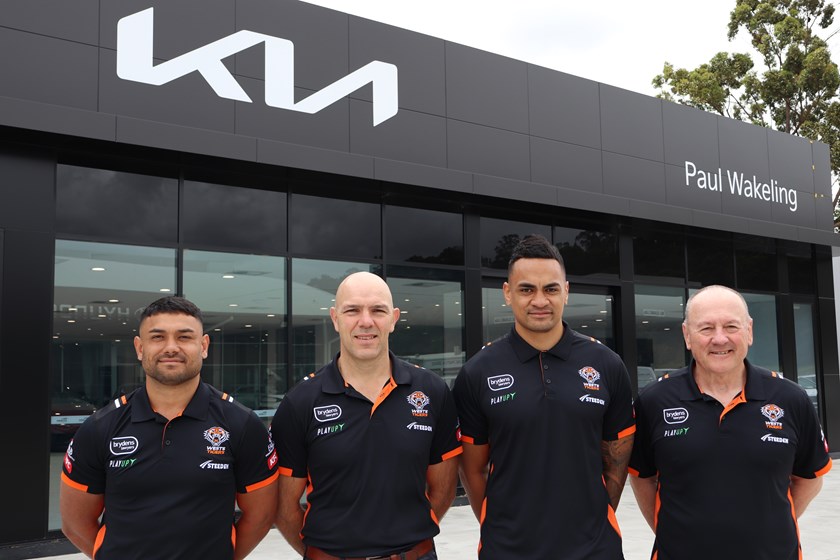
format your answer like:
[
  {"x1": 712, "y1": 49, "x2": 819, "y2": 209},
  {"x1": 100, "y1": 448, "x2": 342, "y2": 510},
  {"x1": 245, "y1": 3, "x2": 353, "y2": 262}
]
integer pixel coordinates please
[
  {"x1": 447, "y1": 120, "x2": 530, "y2": 181},
  {"x1": 349, "y1": 16, "x2": 446, "y2": 115},
  {"x1": 101, "y1": 1, "x2": 235, "y2": 56},
  {"x1": 350, "y1": 100, "x2": 446, "y2": 167},
  {"x1": 235, "y1": 0, "x2": 349, "y2": 92},
  {"x1": 718, "y1": 117, "x2": 769, "y2": 179},
  {"x1": 3, "y1": 0, "x2": 99, "y2": 44},
  {"x1": 0, "y1": 151, "x2": 55, "y2": 233},
  {"x1": 768, "y1": 130, "x2": 815, "y2": 194},
  {"x1": 812, "y1": 142, "x2": 834, "y2": 231},
  {"x1": 720, "y1": 178, "x2": 773, "y2": 222},
  {"x1": 770, "y1": 187, "x2": 815, "y2": 229},
  {"x1": 100, "y1": 49, "x2": 236, "y2": 133},
  {"x1": 0, "y1": 28, "x2": 98, "y2": 111},
  {"x1": 528, "y1": 66, "x2": 601, "y2": 149},
  {"x1": 236, "y1": 78, "x2": 349, "y2": 152},
  {"x1": 600, "y1": 85, "x2": 664, "y2": 163},
  {"x1": 662, "y1": 101, "x2": 719, "y2": 169},
  {"x1": 665, "y1": 163, "x2": 723, "y2": 214},
  {"x1": 0, "y1": 230, "x2": 53, "y2": 542},
  {"x1": 602, "y1": 152, "x2": 665, "y2": 203},
  {"x1": 530, "y1": 137, "x2": 602, "y2": 193},
  {"x1": 445, "y1": 44, "x2": 529, "y2": 134}
]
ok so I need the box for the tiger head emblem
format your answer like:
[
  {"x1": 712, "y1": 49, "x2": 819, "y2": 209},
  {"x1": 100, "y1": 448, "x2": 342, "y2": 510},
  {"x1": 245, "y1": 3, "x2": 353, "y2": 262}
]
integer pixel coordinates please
[
  {"x1": 407, "y1": 391, "x2": 430, "y2": 412},
  {"x1": 204, "y1": 426, "x2": 230, "y2": 446},
  {"x1": 761, "y1": 404, "x2": 784, "y2": 423},
  {"x1": 578, "y1": 366, "x2": 601, "y2": 384}
]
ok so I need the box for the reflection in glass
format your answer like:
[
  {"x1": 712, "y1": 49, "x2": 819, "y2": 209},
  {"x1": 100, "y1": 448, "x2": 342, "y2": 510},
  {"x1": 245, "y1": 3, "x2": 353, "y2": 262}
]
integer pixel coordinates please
[
  {"x1": 290, "y1": 194, "x2": 381, "y2": 259},
  {"x1": 182, "y1": 181, "x2": 287, "y2": 254},
  {"x1": 56, "y1": 164, "x2": 178, "y2": 243},
  {"x1": 633, "y1": 229, "x2": 685, "y2": 281},
  {"x1": 50, "y1": 240, "x2": 177, "y2": 529},
  {"x1": 480, "y1": 217, "x2": 551, "y2": 269},
  {"x1": 291, "y1": 259, "x2": 379, "y2": 383},
  {"x1": 742, "y1": 292, "x2": 779, "y2": 371},
  {"x1": 687, "y1": 232, "x2": 734, "y2": 287},
  {"x1": 385, "y1": 206, "x2": 463, "y2": 265},
  {"x1": 554, "y1": 226, "x2": 618, "y2": 278},
  {"x1": 735, "y1": 235, "x2": 777, "y2": 292},
  {"x1": 635, "y1": 285, "x2": 687, "y2": 389},
  {"x1": 183, "y1": 251, "x2": 287, "y2": 417},
  {"x1": 387, "y1": 267, "x2": 465, "y2": 386},
  {"x1": 793, "y1": 302, "x2": 819, "y2": 415}
]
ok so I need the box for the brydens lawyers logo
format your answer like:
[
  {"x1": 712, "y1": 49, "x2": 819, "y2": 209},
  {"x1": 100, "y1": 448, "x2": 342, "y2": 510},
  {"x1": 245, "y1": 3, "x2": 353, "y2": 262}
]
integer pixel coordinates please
[
  {"x1": 579, "y1": 367, "x2": 601, "y2": 390},
  {"x1": 110, "y1": 436, "x2": 139, "y2": 456},
  {"x1": 487, "y1": 374, "x2": 514, "y2": 391},
  {"x1": 314, "y1": 405, "x2": 342, "y2": 422},
  {"x1": 408, "y1": 391, "x2": 430, "y2": 417},
  {"x1": 116, "y1": 8, "x2": 398, "y2": 126},
  {"x1": 761, "y1": 404, "x2": 784, "y2": 429},
  {"x1": 663, "y1": 408, "x2": 689, "y2": 424}
]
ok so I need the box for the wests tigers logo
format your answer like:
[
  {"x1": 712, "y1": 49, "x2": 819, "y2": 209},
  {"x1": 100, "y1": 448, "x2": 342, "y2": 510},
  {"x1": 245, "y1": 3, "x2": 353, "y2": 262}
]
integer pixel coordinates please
[
  {"x1": 761, "y1": 404, "x2": 784, "y2": 429},
  {"x1": 204, "y1": 426, "x2": 230, "y2": 454},
  {"x1": 407, "y1": 391, "x2": 430, "y2": 417},
  {"x1": 579, "y1": 366, "x2": 601, "y2": 390}
]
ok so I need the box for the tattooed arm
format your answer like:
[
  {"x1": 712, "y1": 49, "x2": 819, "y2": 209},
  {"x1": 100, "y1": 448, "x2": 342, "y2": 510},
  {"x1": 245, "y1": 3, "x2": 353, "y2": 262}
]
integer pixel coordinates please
[{"x1": 601, "y1": 433, "x2": 634, "y2": 510}]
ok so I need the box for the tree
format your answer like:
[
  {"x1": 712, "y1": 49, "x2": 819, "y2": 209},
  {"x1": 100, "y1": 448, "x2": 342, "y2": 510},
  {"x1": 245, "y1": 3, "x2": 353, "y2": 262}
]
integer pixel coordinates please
[{"x1": 652, "y1": 0, "x2": 840, "y2": 230}]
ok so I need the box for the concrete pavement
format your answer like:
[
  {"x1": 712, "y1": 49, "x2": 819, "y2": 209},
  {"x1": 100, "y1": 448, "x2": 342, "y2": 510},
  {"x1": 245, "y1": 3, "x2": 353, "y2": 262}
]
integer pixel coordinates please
[{"x1": 39, "y1": 468, "x2": 839, "y2": 559}]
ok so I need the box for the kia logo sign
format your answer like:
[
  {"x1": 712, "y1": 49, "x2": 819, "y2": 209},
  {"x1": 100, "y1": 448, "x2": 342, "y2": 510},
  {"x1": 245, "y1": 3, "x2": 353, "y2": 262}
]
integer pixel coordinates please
[{"x1": 117, "y1": 8, "x2": 399, "y2": 126}]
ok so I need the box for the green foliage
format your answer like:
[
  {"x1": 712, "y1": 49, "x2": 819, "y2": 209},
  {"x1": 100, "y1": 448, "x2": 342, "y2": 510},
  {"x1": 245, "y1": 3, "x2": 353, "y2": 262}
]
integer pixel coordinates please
[{"x1": 653, "y1": 0, "x2": 840, "y2": 230}]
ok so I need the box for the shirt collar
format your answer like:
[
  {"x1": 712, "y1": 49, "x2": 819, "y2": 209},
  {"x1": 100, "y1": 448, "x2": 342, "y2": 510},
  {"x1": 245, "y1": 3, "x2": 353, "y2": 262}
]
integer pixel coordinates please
[
  {"x1": 321, "y1": 351, "x2": 408, "y2": 394},
  {"x1": 509, "y1": 323, "x2": 572, "y2": 362},
  {"x1": 130, "y1": 382, "x2": 210, "y2": 422},
  {"x1": 676, "y1": 359, "x2": 766, "y2": 401}
]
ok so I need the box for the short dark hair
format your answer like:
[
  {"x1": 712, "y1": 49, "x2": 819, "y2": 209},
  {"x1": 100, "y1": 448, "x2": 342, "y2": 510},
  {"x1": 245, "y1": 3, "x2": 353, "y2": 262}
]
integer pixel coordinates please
[
  {"x1": 139, "y1": 296, "x2": 204, "y2": 328},
  {"x1": 508, "y1": 234, "x2": 565, "y2": 275}
]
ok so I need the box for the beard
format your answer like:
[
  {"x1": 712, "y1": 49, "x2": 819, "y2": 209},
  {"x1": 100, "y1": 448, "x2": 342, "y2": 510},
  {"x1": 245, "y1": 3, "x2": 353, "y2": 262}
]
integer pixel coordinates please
[{"x1": 144, "y1": 356, "x2": 202, "y2": 386}]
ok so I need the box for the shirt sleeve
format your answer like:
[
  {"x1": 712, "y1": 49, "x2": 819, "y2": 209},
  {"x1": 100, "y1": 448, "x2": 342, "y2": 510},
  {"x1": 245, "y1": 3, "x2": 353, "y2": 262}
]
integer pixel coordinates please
[
  {"x1": 234, "y1": 411, "x2": 280, "y2": 493},
  {"x1": 61, "y1": 414, "x2": 107, "y2": 494},
  {"x1": 270, "y1": 394, "x2": 309, "y2": 478},
  {"x1": 628, "y1": 391, "x2": 656, "y2": 478},
  {"x1": 452, "y1": 364, "x2": 488, "y2": 446},
  {"x1": 429, "y1": 383, "x2": 463, "y2": 464},
  {"x1": 791, "y1": 389, "x2": 832, "y2": 479},
  {"x1": 602, "y1": 357, "x2": 636, "y2": 441}
]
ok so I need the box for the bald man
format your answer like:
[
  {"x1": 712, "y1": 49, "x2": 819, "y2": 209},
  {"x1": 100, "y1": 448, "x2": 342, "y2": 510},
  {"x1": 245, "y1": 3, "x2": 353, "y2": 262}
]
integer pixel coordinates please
[
  {"x1": 629, "y1": 285, "x2": 832, "y2": 560},
  {"x1": 270, "y1": 272, "x2": 462, "y2": 560}
]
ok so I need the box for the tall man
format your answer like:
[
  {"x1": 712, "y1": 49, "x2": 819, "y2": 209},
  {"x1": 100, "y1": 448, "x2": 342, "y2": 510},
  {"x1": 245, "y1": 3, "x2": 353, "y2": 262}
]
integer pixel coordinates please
[
  {"x1": 453, "y1": 234, "x2": 635, "y2": 559},
  {"x1": 629, "y1": 285, "x2": 832, "y2": 560},
  {"x1": 60, "y1": 296, "x2": 279, "y2": 560},
  {"x1": 271, "y1": 271, "x2": 462, "y2": 559}
]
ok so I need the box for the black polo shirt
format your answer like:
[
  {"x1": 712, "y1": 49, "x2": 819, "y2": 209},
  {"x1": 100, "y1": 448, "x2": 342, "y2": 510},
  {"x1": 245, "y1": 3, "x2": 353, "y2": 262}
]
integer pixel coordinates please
[
  {"x1": 61, "y1": 382, "x2": 279, "y2": 560},
  {"x1": 629, "y1": 360, "x2": 832, "y2": 560},
  {"x1": 270, "y1": 352, "x2": 462, "y2": 557},
  {"x1": 452, "y1": 325, "x2": 635, "y2": 560}
]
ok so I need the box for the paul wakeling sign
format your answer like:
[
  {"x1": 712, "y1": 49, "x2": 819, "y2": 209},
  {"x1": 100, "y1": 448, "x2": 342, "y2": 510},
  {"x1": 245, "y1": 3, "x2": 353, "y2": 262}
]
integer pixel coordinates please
[{"x1": 116, "y1": 8, "x2": 399, "y2": 126}]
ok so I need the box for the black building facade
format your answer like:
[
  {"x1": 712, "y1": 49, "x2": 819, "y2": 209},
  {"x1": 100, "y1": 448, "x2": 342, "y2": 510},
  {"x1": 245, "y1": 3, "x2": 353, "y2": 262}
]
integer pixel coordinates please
[{"x1": 1, "y1": 0, "x2": 838, "y2": 547}]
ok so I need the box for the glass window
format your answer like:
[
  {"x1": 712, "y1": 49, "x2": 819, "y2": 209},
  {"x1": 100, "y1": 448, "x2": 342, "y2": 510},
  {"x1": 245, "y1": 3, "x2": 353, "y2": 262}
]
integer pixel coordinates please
[
  {"x1": 482, "y1": 285, "x2": 513, "y2": 345},
  {"x1": 743, "y1": 292, "x2": 780, "y2": 371},
  {"x1": 387, "y1": 267, "x2": 465, "y2": 386},
  {"x1": 481, "y1": 217, "x2": 551, "y2": 269},
  {"x1": 554, "y1": 225, "x2": 618, "y2": 279},
  {"x1": 182, "y1": 181, "x2": 287, "y2": 254},
  {"x1": 793, "y1": 302, "x2": 820, "y2": 415},
  {"x1": 735, "y1": 235, "x2": 777, "y2": 292},
  {"x1": 783, "y1": 242, "x2": 814, "y2": 295},
  {"x1": 291, "y1": 259, "x2": 380, "y2": 383},
  {"x1": 50, "y1": 240, "x2": 177, "y2": 529},
  {"x1": 56, "y1": 164, "x2": 178, "y2": 244},
  {"x1": 385, "y1": 206, "x2": 463, "y2": 265},
  {"x1": 290, "y1": 194, "x2": 381, "y2": 259},
  {"x1": 635, "y1": 285, "x2": 687, "y2": 389},
  {"x1": 182, "y1": 250, "x2": 287, "y2": 418},
  {"x1": 687, "y1": 232, "x2": 734, "y2": 287},
  {"x1": 633, "y1": 228, "x2": 685, "y2": 281}
]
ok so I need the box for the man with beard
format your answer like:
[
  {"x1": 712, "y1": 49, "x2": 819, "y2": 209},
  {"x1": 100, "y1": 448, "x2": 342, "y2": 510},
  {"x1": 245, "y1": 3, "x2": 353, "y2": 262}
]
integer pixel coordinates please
[{"x1": 60, "y1": 296, "x2": 279, "y2": 560}]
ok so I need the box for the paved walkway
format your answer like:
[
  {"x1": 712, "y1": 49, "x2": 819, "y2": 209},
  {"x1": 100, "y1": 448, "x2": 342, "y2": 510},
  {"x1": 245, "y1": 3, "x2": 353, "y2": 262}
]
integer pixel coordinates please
[{"x1": 41, "y1": 469, "x2": 839, "y2": 560}]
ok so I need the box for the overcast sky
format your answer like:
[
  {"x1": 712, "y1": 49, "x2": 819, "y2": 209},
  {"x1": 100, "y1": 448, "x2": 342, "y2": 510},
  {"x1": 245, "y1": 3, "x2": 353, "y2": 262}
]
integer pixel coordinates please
[{"x1": 299, "y1": 0, "x2": 813, "y2": 96}]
